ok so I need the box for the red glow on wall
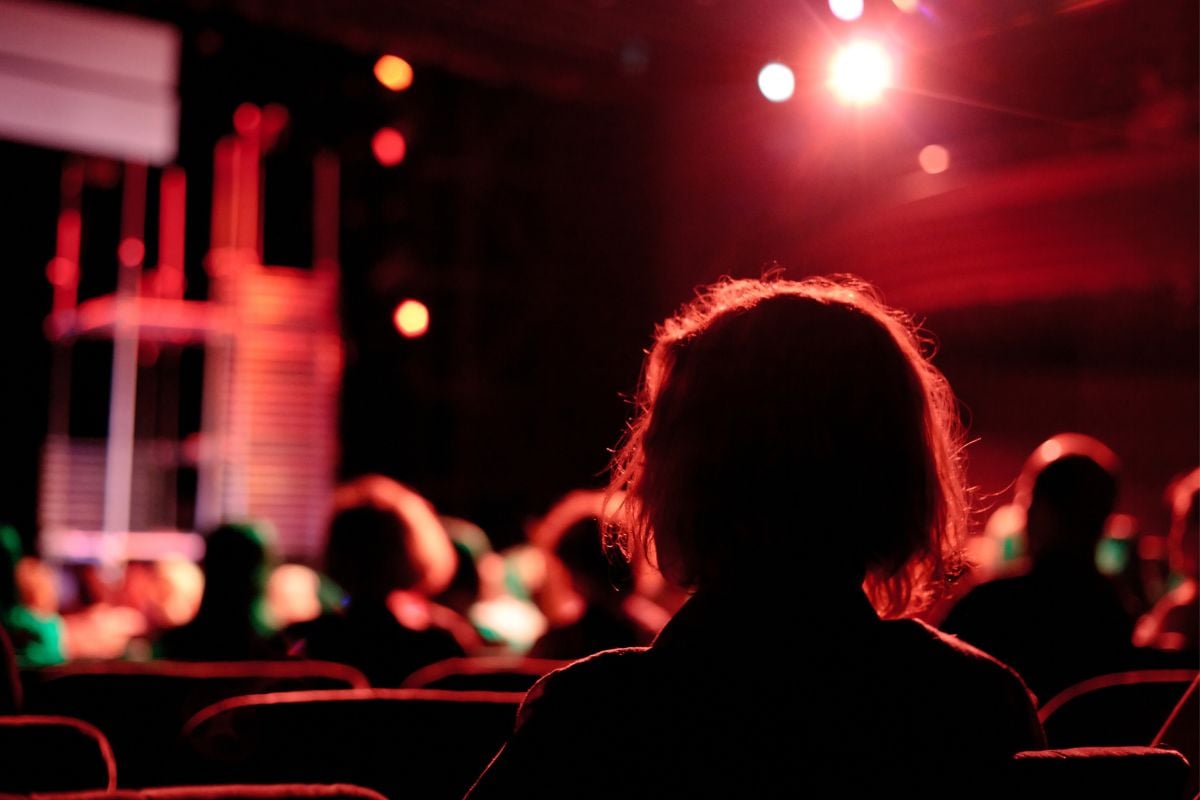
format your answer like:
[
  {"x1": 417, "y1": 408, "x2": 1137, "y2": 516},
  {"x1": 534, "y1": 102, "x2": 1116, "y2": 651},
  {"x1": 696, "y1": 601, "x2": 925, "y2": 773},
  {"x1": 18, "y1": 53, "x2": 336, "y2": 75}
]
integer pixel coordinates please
[
  {"x1": 372, "y1": 128, "x2": 407, "y2": 167},
  {"x1": 393, "y1": 299, "x2": 429, "y2": 338}
]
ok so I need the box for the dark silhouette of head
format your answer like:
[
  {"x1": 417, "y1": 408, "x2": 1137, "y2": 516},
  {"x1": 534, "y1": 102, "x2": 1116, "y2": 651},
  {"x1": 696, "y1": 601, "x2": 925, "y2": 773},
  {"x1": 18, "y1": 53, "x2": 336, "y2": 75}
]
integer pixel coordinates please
[
  {"x1": 556, "y1": 516, "x2": 631, "y2": 604},
  {"x1": 1167, "y1": 467, "x2": 1200, "y2": 581},
  {"x1": 1015, "y1": 434, "x2": 1119, "y2": 564},
  {"x1": 324, "y1": 476, "x2": 456, "y2": 606},
  {"x1": 197, "y1": 522, "x2": 275, "y2": 618},
  {"x1": 607, "y1": 276, "x2": 968, "y2": 618}
]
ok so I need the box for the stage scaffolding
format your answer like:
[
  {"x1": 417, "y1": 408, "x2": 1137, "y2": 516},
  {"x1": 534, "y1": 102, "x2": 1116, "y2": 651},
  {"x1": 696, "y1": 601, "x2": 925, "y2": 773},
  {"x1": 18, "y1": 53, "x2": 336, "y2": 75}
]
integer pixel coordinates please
[{"x1": 39, "y1": 124, "x2": 342, "y2": 571}]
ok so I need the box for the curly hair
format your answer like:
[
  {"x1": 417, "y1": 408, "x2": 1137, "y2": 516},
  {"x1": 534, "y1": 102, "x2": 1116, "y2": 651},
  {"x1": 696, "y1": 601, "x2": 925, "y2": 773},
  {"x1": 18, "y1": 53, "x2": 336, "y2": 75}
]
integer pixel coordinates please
[{"x1": 605, "y1": 275, "x2": 969, "y2": 618}]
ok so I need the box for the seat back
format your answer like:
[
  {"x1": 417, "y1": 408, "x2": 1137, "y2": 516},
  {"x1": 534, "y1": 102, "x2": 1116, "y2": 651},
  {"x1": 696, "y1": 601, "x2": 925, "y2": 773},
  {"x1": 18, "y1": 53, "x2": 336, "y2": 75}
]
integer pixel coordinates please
[
  {"x1": 400, "y1": 656, "x2": 569, "y2": 692},
  {"x1": 1004, "y1": 746, "x2": 1190, "y2": 800},
  {"x1": 182, "y1": 688, "x2": 522, "y2": 800},
  {"x1": 19, "y1": 783, "x2": 386, "y2": 799},
  {"x1": 0, "y1": 715, "x2": 116, "y2": 793},
  {"x1": 23, "y1": 660, "x2": 367, "y2": 787},
  {"x1": 1153, "y1": 675, "x2": 1200, "y2": 799},
  {"x1": 1038, "y1": 669, "x2": 1199, "y2": 748}
]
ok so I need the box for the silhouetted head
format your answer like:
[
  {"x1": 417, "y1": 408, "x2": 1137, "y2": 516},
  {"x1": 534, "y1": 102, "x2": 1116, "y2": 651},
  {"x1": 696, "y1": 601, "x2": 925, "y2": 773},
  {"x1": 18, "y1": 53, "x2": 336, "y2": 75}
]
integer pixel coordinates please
[
  {"x1": 199, "y1": 522, "x2": 275, "y2": 614},
  {"x1": 556, "y1": 516, "x2": 630, "y2": 604},
  {"x1": 607, "y1": 276, "x2": 968, "y2": 618},
  {"x1": 1167, "y1": 468, "x2": 1200, "y2": 580},
  {"x1": 324, "y1": 476, "x2": 456, "y2": 605},
  {"x1": 1015, "y1": 434, "x2": 1119, "y2": 563}
]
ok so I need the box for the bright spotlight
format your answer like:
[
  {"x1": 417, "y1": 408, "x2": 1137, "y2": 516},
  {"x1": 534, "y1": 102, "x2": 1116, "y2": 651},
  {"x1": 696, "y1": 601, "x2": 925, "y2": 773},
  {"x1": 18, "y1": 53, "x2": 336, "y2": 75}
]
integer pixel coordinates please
[
  {"x1": 393, "y1": 299, "x2": 430, "y2": 338},
  {"x1": 893, "y1": 0, "x2": 919, "y2": 12},
  {"x1": 829, "y1": 0, "x2": 864, "y2": 22},
  {"x1": 757, "y1": 62, "x2": 795, "y2": 103},
  {"x1": 374, "y1": 55, "x2": 414, "y2": 92},
  {"x1": 827, "y1": 40, "x2": 893, "y2": 106},
  {"x1": 918, "y1": 144, "x2": 950, "y2": 174}
]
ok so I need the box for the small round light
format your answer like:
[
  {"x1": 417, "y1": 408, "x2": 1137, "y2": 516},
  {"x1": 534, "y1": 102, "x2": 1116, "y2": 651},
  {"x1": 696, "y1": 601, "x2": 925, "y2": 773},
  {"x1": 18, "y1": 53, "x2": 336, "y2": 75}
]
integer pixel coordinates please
[
  {"x1": 893, "y1": 0, "x2": 920, "y2": 12},
  {"x1": 829, "y1": 0, "x2": 864, "y2": 22},
  {"x1": 393, "y1": 299, "x2": 430, "y2": 338},
  {"x1": 372, "y1": 128, "x2": 407, "y2": 167},
  {"x1": 757, "y1": 62, "x2": 796, "y2": 103},
  {"x1": 918, "y1": 144, "x2": 950, "y2": 174},
  {"x1": 374, "y1": 55, "x2": 414, "y2": 92}
]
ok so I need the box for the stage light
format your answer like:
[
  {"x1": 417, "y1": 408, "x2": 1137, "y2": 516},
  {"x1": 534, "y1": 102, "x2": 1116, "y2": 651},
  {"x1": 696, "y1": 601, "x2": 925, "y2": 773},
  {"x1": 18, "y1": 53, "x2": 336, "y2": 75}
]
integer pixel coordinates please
[
  {"x1": 233, "y1": 103, "x2": 261, "y2": 136},
  {"x1": 374, "y1": 55, "x2": 414, "y2": 92},
  {"x1": 372, "y1": 128, "x2": 407, "y2": 166},
  {"x1": 827, "y1": 40, "x2": 893, "y2": 106},
  {"x1": 918, "y1": 144, "x2": 950, "y2": 174},
  {"x1": 393, "y1": 299, "x2": 429, "y2": 338},
  {"x1": 893, "y1": 0, "x2": 919, "y2": 12},
  {"x1": 829, "y1": 0, "x2": 864, "y2": 22},
  {"x1": 757, "y1": 62, "x2": 795, "y2": 103}
]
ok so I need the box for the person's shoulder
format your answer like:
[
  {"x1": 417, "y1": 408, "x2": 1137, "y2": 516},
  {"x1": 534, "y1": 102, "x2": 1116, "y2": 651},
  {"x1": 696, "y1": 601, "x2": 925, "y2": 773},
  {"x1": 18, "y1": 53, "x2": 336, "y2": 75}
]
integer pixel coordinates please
[
  {"x1": 886, "y1": 618, "x2": 1035, "y2": 693},
  {"x1": 531, "y1": 646, "x2": 653, "y2": 693},
  {"x1": 517, "y1": 646, "x2": 652, "y2": 726}
]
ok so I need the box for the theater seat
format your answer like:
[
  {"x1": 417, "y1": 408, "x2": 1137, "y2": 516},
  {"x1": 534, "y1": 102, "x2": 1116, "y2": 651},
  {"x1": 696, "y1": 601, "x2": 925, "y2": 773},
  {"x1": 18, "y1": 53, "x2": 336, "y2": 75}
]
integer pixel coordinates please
[
  {"x1": 1153, "y1": 675, "x2": 1200, "y2": 799},
  {"x1": 22, "y1": 660, "x2": 368, "y2": 787},
  {"x1": 1039, "y1": 669, "x2": 1199, "y2": 748},
  {"x1": 400, "y1": 656, "x2": 569, "y2": 692},
  {"x1": 182, "y1": 688, "x2": 523, "y2": 800},
  {"x1": 0, "y1": 715, "x2": 116, "y2": 793},
  {"x1": 18, "y1": 783, "x2": 386, "y2": 799},
  {"x1": 1005, "y1": 746, "x2": 1190, "y2": 800}
]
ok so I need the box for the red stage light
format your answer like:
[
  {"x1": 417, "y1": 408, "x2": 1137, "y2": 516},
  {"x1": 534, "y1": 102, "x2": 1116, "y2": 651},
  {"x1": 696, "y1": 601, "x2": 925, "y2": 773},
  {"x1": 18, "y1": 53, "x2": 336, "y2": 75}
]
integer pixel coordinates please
[
  {"x1": 233, "y1": 103, "x2": 262, "y2": 136},
  {"x1": 393, "y1": 299, "x2": 429, "y2": 338},
  {"x1": 827, "y1": 40, "x2": 893, "y2": 106},
  {"x1": 372, "y1": 128, "x2": 407, "y2": 167},
  {"x1": 374, "y1": 55, "x2": 414, "y2": 92}
]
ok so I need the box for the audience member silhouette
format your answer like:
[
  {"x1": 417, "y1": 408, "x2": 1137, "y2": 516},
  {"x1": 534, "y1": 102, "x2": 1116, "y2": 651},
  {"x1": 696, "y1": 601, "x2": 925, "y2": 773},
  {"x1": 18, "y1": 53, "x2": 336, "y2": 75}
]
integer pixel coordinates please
[
  {"x1": 1134, "y1": 467, "x2": 1200, "y2": 655},
  {"x1": 0, "y1": 526, "x2": 66, "y2": 668},
  {"x1": 467, "y1": 276, "x2": 1045, "y2": 799},
  {"x1": 942, "y1": 434, "x2": 1137, "y2": 701},
  {"x1": 284, "y1": 476, "x2": 466, "y2": 685},
  {"x1": 529, "y1": 514, "x2": 657, "y2": 659},
  {"x1": 157, "y1": 522, "x2": 284, "y2": 661}
]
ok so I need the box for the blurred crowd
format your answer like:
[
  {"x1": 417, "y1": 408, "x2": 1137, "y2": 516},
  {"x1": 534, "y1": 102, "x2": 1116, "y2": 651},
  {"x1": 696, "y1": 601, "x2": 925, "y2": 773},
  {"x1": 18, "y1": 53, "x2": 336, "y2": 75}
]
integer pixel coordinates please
[{"x1": 1, "y1": 434, "x2": 1195, "y2": 702}]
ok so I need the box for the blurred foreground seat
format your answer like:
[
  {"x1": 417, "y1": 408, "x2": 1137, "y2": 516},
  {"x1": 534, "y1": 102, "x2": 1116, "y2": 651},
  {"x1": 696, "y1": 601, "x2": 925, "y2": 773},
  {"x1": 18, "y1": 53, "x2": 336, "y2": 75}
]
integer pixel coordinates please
[
  {"x1": 10, "y1": 783, "x2": 385, "y2": 800},
  {"x1": 1039, "y1": 669, "x2": 1199, "y2": 748},
  {"x1": 0, "y1": 715, "x2": 116, "y2": 793},
  {"x1": 22, "y1": 661, "x2": 367, "y2": 786},
  {"x1": 1153, "y1": 675, "x2": 1199, "y2": 798},
  {"x1": 182, "y1": 688, "x2": 522, "y2": 800},
  {"x1": 1004, "y1": 746, "x2": 1190, "y2": 800},
  {"x1": 399, "y1": 656, "x2": 569, "y2": 692}
]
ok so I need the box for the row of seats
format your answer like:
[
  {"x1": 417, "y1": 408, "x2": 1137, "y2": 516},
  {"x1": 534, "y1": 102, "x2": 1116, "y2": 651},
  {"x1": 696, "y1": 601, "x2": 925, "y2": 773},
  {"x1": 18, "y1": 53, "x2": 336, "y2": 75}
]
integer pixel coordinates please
[{"x1": 3, "y1": 660, "x2": 1197, "y2": 798}]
